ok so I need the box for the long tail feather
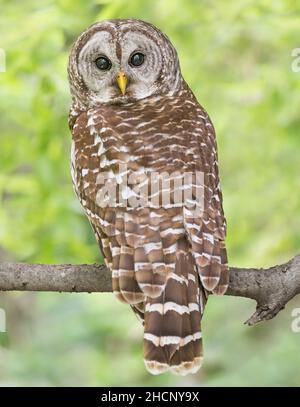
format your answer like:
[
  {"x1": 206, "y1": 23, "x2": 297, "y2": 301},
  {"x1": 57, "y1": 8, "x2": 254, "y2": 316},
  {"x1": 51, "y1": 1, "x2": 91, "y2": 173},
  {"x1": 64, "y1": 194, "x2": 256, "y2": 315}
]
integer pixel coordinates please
[{"x1": 143, "y1": 238, "x2": 207, "y2": 375}]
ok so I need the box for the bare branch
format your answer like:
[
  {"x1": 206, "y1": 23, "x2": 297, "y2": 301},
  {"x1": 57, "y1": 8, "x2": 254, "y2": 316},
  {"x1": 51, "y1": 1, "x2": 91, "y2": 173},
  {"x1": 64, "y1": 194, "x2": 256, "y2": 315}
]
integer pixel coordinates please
[
  {"x1": 0, "y1": 263, "x2": 112, "y2": 293},
  {"x1": 1, "y1": 254, "x2": 300, "y2": 326},
  {"x1": 226, "y1": 254, "x2": 300, "y2": 325}
]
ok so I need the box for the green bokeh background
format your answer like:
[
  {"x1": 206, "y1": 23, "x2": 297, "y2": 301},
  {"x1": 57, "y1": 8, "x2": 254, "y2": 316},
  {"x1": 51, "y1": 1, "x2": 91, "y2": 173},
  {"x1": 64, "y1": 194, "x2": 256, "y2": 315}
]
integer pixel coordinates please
[{"x1": 0, "y1": 0, "x2": 300, "y2": 386}]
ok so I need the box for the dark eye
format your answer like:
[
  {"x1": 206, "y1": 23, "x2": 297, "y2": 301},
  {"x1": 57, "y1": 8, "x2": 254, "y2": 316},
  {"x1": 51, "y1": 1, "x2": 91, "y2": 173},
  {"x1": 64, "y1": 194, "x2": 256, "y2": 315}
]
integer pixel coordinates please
[
  {"x1": 130, "y1": 52, "x2": 145, "y2": 67},
  {"x1": 95, "y1": 56, "x2": 112, "y2": 71}
]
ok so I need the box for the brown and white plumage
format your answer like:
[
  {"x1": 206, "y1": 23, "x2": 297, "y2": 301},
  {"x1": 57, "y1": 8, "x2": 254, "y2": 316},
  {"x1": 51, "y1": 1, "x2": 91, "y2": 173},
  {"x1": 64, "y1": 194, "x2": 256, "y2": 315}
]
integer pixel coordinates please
[{"x1": 68, "y1": 19, "x2": 229, "y2": 375}]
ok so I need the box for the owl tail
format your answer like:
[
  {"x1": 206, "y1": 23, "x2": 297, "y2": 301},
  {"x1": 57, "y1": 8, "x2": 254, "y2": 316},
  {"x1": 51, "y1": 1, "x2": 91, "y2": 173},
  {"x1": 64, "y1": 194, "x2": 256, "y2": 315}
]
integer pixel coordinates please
[{"x1": 143, "y1": 238, "x2": 207, "y2": 376}]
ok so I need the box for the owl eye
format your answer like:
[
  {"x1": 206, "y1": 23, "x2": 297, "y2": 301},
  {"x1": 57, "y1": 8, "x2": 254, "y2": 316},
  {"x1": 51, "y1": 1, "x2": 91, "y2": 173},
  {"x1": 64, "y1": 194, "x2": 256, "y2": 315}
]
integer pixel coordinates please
[
  {"x1": 130, "y1": 52, "x2": 145, "y2": 67},
  {"x1": 95, "y1": 56, "x2": 112, "y2": 71}
]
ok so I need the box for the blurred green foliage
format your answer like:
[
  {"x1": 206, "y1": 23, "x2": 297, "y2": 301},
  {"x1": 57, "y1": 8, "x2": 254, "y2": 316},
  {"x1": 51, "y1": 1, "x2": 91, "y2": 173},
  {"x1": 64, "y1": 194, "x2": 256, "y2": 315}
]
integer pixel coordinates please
[{"x1": 0, "y1": 0, "x2": 300, "y2": 386}]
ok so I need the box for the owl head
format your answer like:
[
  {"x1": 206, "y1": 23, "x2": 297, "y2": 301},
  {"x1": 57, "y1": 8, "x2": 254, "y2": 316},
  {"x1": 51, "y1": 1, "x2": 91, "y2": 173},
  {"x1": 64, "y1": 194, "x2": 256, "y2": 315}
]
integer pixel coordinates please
[{"x1": 68, "y1": 19, "x2": 182, "y2": 108}]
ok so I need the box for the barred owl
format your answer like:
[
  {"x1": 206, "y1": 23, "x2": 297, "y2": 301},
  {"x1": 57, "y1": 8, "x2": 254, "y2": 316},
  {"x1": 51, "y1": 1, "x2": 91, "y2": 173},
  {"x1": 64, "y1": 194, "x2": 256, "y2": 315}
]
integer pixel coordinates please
[{"x1": 68, "y1": 19, "x2": 229, "y2": 376}]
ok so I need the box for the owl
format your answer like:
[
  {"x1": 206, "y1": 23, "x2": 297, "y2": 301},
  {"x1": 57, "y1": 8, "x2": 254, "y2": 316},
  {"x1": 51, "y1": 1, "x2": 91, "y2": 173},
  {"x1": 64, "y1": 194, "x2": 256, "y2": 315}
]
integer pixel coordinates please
[{"x1": 68, "y1": 19, "x2": 229, "y2": 376}]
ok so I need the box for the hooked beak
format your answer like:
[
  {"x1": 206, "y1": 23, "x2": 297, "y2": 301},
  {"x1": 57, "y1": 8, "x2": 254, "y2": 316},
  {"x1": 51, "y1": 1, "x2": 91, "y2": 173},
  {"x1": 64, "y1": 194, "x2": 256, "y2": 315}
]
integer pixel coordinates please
[{"x1": 116, "y1": 70, "x2": 127, "y2": 96}]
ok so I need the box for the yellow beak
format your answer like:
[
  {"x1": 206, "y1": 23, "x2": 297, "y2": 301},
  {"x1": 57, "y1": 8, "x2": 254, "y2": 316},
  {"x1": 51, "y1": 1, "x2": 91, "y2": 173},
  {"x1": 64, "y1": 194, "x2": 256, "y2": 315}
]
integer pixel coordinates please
[{"x1": 116, "y1": 70, "x2": 127, "y2": 96}]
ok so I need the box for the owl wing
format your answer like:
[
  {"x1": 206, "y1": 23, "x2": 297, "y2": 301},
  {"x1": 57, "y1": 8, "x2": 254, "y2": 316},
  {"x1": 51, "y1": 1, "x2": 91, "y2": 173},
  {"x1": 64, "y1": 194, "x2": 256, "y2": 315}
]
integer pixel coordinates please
[
  {"x1": 70, "y1": 109, "x2": 115, "y2": 274},
  {"x1": 184, "y1": 105, "x2": 229, "y2": 295}
]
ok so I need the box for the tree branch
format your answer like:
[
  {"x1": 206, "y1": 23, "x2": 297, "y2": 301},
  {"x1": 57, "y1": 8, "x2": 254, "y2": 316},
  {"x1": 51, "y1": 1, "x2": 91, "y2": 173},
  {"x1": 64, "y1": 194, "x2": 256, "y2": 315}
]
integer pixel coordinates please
[{"x1": 1, "y1": 254, "x2": 300, "y2": 326}]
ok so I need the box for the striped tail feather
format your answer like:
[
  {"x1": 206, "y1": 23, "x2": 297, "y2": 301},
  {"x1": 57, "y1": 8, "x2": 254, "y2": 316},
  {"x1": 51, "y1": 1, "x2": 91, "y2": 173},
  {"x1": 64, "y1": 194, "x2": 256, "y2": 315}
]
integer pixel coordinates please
[{"x1": 143, "y1": 238, "x2": 207, "y2": 375}]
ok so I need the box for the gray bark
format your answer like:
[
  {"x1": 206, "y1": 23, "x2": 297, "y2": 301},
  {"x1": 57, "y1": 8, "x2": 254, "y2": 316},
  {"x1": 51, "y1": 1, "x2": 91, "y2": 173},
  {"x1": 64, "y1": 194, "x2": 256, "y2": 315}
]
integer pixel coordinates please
[{"x1": 1, "y1": 254, "x2": 300, "y2": 326}]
